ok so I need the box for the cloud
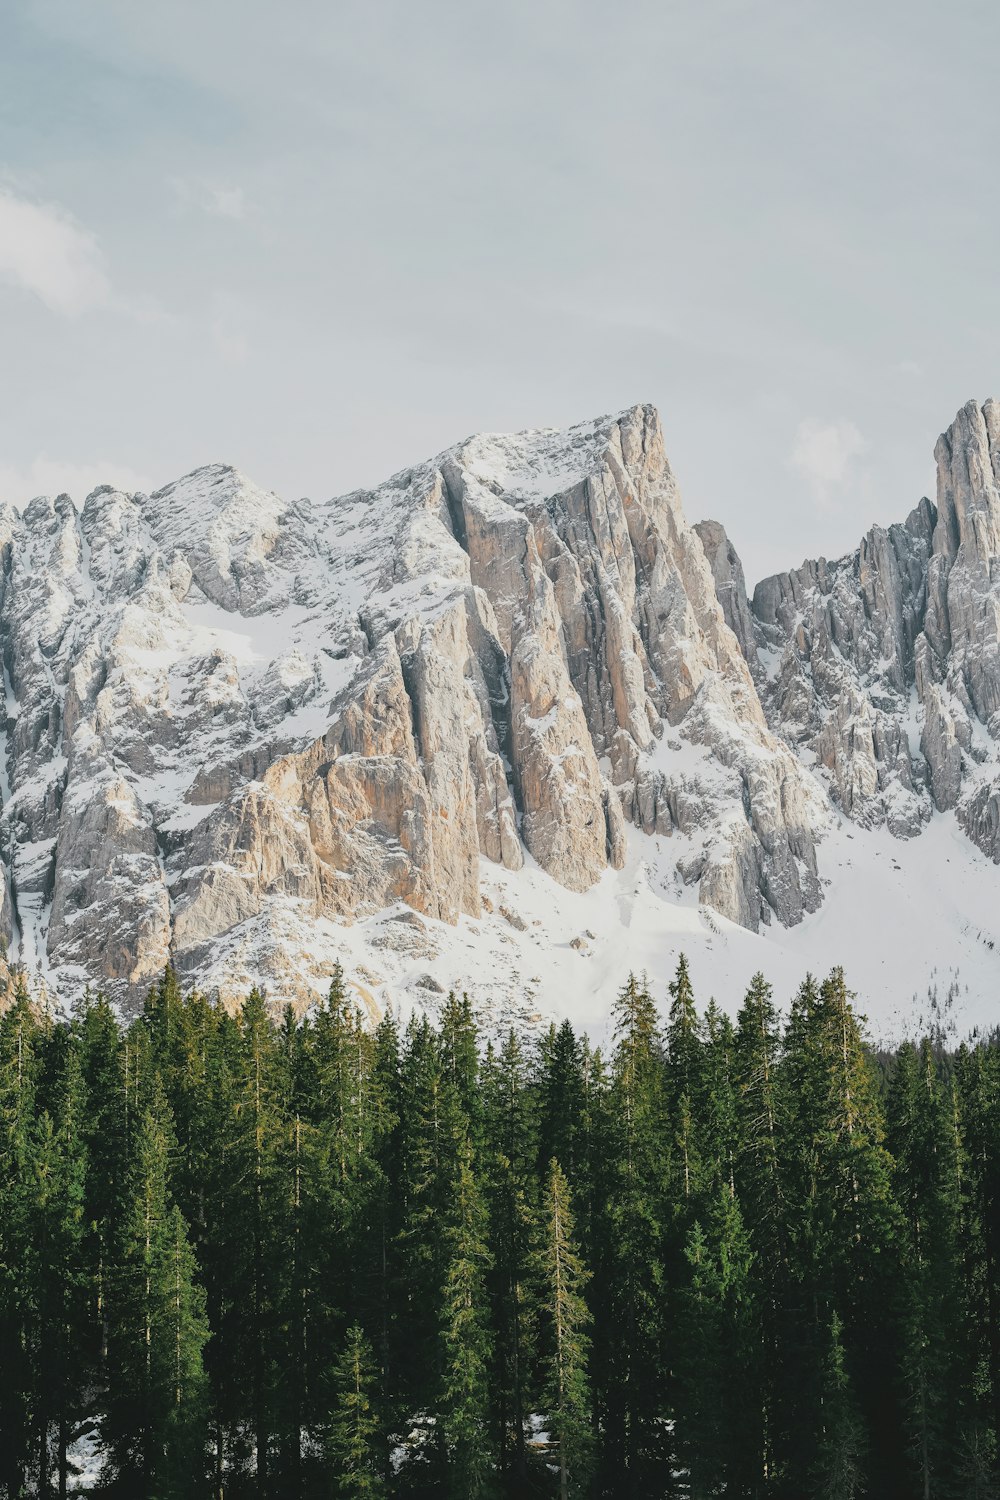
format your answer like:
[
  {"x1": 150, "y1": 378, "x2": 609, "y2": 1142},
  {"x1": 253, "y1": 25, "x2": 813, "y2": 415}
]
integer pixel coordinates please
[
  {"x1": 211, "y1": 316, "x2": 250, "y2": 363},
  {"x1": 0, "y1": 457, "x2": 154, "y2": 509},
  {"x1": 209, "y1": 185, "x2": 246, "y2": 220},
  {"x1": 170, "y1": 176, "x2": 247, "y2": 220},
  {"x1": 789, "y1": 418, "x2": 866, "y2": 503},
  {"x1": 0, "y1": 187, "x2": 111, "y2": 316}
]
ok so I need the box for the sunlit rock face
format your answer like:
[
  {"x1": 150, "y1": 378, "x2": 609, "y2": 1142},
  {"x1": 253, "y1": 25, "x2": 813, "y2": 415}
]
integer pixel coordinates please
[{"x1": 3, "y1": 397, "x2": 1000, "y2": 1012}]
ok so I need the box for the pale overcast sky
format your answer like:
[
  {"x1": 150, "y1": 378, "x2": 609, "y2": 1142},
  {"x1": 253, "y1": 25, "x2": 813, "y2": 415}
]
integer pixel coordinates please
[{"x1": 0, "y1": 0, "x2": 997, "y2": 584}]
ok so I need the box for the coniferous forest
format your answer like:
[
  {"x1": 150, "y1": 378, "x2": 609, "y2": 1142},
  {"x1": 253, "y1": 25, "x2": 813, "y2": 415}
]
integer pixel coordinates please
[{"x1": 1, "y1": 961, "x2": 999, "y2": 1498}]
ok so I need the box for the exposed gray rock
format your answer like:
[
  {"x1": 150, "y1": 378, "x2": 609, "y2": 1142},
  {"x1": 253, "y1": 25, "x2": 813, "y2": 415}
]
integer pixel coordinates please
[
  {"x1": 741, "y1": 399, "x2": 1000, "y2": 863},
  {"x1": 5, "y1": 396, "x2": 1000, "y2": 1012},
  {"x1": 694, "y1": 519, "x2": 759, "y2": 669}
]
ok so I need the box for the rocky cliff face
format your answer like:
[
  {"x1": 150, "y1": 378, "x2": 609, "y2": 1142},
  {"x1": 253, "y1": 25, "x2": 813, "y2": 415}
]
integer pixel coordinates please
[
  {"x1": 745, "y1": 399, "x2": 1000, "y2": 868},
  {"x1": 0, "y1": 405, "x2": 825, "y2": 1008},
  {"x1": 2, "y1": 398, "x2": 999, "y2": 1014}
]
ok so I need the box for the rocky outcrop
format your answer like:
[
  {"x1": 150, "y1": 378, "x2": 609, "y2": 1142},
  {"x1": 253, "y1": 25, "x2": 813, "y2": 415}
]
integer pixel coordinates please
[
  {"x1": 743, "y1": 399, "x2": 1000, "y2": 864},
  {"x1": 694, "y1": 520, "x2": 758, "y2": 667},
  {"x1": 0, "y1": 404, "x2": 835, "y2": 1008},
  {"x1": 748, "y1": 498, "x2": 935, "y2": 839},
  {"x1": 6, "y1": 395, "x2": 1000, "y2": 1012}
]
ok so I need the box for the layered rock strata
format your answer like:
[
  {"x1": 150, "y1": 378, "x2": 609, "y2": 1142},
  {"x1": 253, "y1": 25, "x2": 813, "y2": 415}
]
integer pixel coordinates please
[
  {"x1": 4, "y1": 397, "x2": 1000, "y2": 1010},
  {"x1": 0, "y1": 406, "x2": 828, "y2": 1006}
]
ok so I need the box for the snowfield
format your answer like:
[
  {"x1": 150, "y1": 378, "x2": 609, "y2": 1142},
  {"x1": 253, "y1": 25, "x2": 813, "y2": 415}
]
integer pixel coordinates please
[{"x1": 250, "y1": 808, "x2": 1000, "y2": 1047}]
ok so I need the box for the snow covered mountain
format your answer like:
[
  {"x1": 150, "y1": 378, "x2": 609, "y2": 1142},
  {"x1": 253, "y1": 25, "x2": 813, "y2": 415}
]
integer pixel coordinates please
[{"x1": 4, "y1": 399, "x2": 1000, "y2": 1033}]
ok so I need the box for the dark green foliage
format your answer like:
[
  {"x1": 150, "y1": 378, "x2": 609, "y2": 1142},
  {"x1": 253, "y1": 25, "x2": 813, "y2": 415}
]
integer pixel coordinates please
[
  {"x1": 597, "y1": 971, "x2": 671, "y2": 1494},
  {"x1": 815, "y1": 1312, "x2": 867, "y2": 1500},
  {"x1": 327, "y1": 1324, "x2": 385, "y2": 1497},
  {"x1": 100, "y1": 1079, "x2": 209, "y2": 1494},
  {"x1": 437, "y1": 1143, "x2": 493, "y2": 1498},
  {"x1": 537, "y1": 1158, "x2": 592, "y2": 1500},
  {"x1": 1, "y1": 959, "x2": 1000, "y2": 1498},
  {"x1": 674, "y1": 1185, "x2": 755, "y2": 1498}
]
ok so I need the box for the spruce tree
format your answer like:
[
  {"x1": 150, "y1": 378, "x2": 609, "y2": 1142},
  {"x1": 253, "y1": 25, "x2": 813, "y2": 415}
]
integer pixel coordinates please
[
  {"x1": 326, "y1": 1323, "x2": 385, "y2": 1497},
  {"x1": 666, "y1": 953, "x2": 704, "y2": 1112},
  {"x1": 887, "y1": 1041, "x2": 960, "y2": 1492},
  {"x1": 101, "y1": 1078, "x2": 209, "y2": 1495},
  {"x1": 599, "y1": 972, "x2": 670, "y2": 1494},
  {"x1": 482, "y1": 1029, "x2": 539, "y2": 1482},
  {"x1": 673, "y1": 1186, "x2": 755, "y2": 1499},
  {"x1": 537, "y1": 1159, "x2": 592, "y2": 1500},
  {"x1": 438, "y1": 1143, "x2": 494, "y2": 1498},
  {"x1": 78, "y1": 990, "x2": 129, "y2": 1377},
  {"x1": 537, "y1": 1020, "x2": 585, "y2": 1186},
  {"x1": 815, "y1": 1313, "x2": 866, "y2": 1500},
  {"x1": 439, "y1": 990, "x2": 483, "y2": 1148},
  {"x1": 0, "y1": 981, "x2": 41, "y2": 1496},
  {"x1": 781, "y1": 970, "x2": 902, "y2": 1493},
  {"x1": 955, "y1": 1037, "x2": 1000, "y2": 1464},
  {"x1": 734, "y1": 969, "x2": 787, "y2": 1490},
  {"x1": 25, "y1": 1036, "x2": 90, "y2": 1499}
]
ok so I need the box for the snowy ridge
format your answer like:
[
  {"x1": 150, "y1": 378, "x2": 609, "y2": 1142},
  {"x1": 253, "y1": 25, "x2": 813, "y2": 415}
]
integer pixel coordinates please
[{"x1": 0, "y1": 399, "x2": 998, "y2": 1036}]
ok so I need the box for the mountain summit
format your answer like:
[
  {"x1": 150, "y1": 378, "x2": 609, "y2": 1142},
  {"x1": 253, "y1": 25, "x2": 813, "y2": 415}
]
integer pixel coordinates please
[{"x1": 3, "y1": 401, "x2": 1000, "y2": 1027}]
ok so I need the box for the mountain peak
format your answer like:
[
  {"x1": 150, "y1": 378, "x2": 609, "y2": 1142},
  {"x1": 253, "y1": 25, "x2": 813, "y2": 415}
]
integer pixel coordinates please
[{"x1": 2, "y1": 400, "x2": 1000, "y2": 1033}]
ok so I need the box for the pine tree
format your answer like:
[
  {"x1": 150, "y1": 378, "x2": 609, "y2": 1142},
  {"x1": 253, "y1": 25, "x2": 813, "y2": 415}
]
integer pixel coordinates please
[
  {"x1": 781, "y1": 970, "x2": 902, "y2": 1494},
  {"x1": 674, "y1": 1186, "x2": 755, "y2": 1499},
  {"x1": 955, "y1": 1037, "x2": 1000, "y2": 1465},
  {"x1": 363, "y1": 1006, "x2": 402, "y2": 1440},
  {"x1": 233, "y1": 985, "x2": 285, "y2": 1485},
  {"x1": 734, "y1": 970, "x2": 787, "y2": 1490},
  {"x1": 666, "y1": 953, "x2": 704, "y2": 1111},
  {"x1": 482, "y1": 1028, "x2": 539, "y2": 1482},
  {"x1": 326, "y1": 1323, "x2": 385, "y2": 1497},
  {"x1": 537, "y1": 1159, "x2": 592, "y2": 1500},
  {"x1": 440, "y1": 990, "x2": 483, "y2": 1148},
  {"x1": 888, "y1": 1040, "x2": 967, "y2": 1494},
  {"x1": 599, "y1": 972, "x2": 670, "y2": 1494},
  {"x1": 666, "y1": 956, "x2": 706, "y2": 1215},
  {"x1": 101, "y1": 1078, "x2": 209, "y2": 1495},
  {"x1": 25, "y1": 1035, "x2": 90, "y2": 1499},
  {"x1": 78, "y1": 990, "x2": 129, "y2": 1376},
  {"x1": 735, "y1": 972, "x2": 784, "y2": 1232},
  {"x1": 394, "y1": 1015, "x2": 452, "y2": 1417},
  {"x1": 537, "y1": 1020, "x2": 585, "y2": 1185},
  {"x1": 0, "y1": 982, "x2": 41, "y2": 1496},
  {"x1": 438, "y1": 1142, "x2": 494, "y2": 1499},
  {"x1": 702, "y1": 1000, "x2": 739, "y2": 1197},
  {"x1": 815, "y1": 1313, "x2": 866, "y2": 1500}
]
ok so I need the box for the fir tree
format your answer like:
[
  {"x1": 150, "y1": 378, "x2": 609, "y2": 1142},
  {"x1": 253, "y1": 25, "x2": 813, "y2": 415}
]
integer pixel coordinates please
[
  {"x1": 482, "y1": 1029, "x2": 539, "y2": 1481},
  {"x1": 537, "y1": 1159, "x2": 593, "y2": 1500},
  {"x1": 599, "y1": 972, "x2": 670, "y2": 1494},
  {"x1": 438, "y1": 1143, "x2": 494, "y2": 1499},
  {"x1": 326, "y1": 1323, "x2": 385, "y2": 1497},
  {"x1": 0, "y1": 982, "x2": 41, "y2": 1496},
  {"x1": 537, "y1": 1020, "x2": 585, "y2": 1185},
  {"x1": 25, "y1": 1036, "x2": 90, "y2": 1499},
  {"x1": 734, "y1": 969, "x2": 787, "y2": 1490},
  {"x1": 101, "y1": 1079, "x2": 209, "y2": 1495},
  {"x1": 674, "y1": 1186, "x2": 755, "y2": 1499},
  {"x1": 815, "y1": 1313, "x2": 866, "y2": 1500},
  {"x1": 888, "y1": 1040, "x2": 966, "y2": 1494}
]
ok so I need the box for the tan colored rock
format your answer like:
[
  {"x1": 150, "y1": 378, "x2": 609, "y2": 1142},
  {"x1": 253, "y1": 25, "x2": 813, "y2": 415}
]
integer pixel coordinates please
[{"x1": 24, "y1": 399, "x2": 1000, "y2": 1007}]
